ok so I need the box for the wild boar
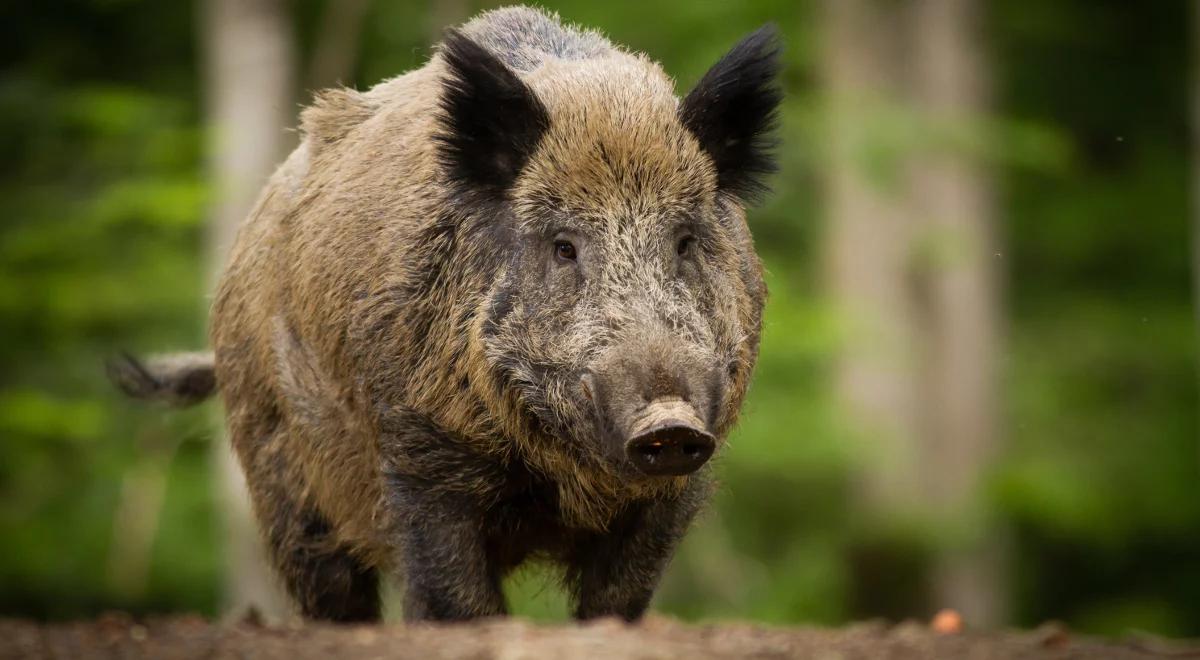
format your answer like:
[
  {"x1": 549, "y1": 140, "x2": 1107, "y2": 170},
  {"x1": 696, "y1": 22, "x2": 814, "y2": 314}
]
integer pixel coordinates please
[{"x1": 111, "y1": 6, "x2": 779, "y2": 622}]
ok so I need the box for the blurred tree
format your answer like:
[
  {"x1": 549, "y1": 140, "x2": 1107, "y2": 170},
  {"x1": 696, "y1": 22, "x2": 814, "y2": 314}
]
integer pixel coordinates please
[
  {"x1": 106, "y1": 428, "x2": 179, "y2": 601},
  {"x1": 308, "y1": 0, "x2": 372, "y2": 91},
  {"x1": 821, "y1": 0, "x2": 1006, "y2": 624},
  {"x1": 820, "y1": 0, "x2": 922, "y2": 511},
  {"x1": 907, "y1": 0, "x2": 1005, "y2": 627},
  {"x1": 1192, "y1": 0, "x2": 1200, "y2": 434},
  {"x1": 427, "y1": 0, "x2": 469, "y2": 43},
  {"x1": 819, "y1": 0, "x2": 929, "y2": 619},
  {"x1": 202, "y1": 0, "x2": 297, "y2": 619}
]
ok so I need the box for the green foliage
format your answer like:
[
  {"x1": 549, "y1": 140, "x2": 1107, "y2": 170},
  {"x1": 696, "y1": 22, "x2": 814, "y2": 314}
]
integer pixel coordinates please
[
  {"x1": 0, "y1": 0, "x2": 1196, "y2": 637},
  {"x1": 0, "y1": 1, "x2": 209, "y2": 617}
]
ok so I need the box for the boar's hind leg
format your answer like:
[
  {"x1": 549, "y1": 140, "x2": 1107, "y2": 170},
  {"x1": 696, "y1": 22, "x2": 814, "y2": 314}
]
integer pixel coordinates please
[
  {"x1": 380, "y1": 411, "x2": 508, "y2": 621},
  {"x1": 567, "y1": 476, "x2": 712, "y2": 621},
  {"x1": 255, "y1": 468, "x2": 381, "y2": 622}
]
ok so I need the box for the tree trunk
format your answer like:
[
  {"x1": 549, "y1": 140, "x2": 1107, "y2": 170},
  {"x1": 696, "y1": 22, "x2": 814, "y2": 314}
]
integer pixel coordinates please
[
  {"x1": 308, "y1": 0, "x2": 373, "y2": 92},
  {"x1": 106, "y1": 428, "x2": 178, "y2": 601},
  {"x1": 908, "y1": 0, "x2": 1005, "y2": 626},
  {"x1": 820, "y1": 0, "x2": 925, "y2": 521},
  {"x1": 426, "y1": 0, "x2": 469, "y2": 45},
  {"x1": 201, "y1": 0, "x2": 297, "y2": 620},
  {"x1": 1191, "y1": 0, "x2": 1200, "y2": 468},
  {"x1": 822, "y1": 0, "x2": 1006, "y2": 625}
]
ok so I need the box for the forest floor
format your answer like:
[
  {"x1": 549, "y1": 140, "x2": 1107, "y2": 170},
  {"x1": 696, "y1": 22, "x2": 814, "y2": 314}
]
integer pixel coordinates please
[{"x1": 2, "y1": 613, "x2": 1198, "y2": 660}]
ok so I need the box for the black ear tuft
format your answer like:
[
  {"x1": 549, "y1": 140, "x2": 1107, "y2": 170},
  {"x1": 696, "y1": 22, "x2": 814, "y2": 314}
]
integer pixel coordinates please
[
  {"x1": 435, "y1": 29, "x2": 551, "y2": 198},
  {"x1": 680, "y1": 25, "x2": 783, "y2": 205}
]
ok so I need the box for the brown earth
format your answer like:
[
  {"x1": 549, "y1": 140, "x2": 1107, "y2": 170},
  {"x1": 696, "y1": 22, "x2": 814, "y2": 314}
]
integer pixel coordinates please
[{"x1": 2, "y1": 613, "x2": 1197, "y2": 660}]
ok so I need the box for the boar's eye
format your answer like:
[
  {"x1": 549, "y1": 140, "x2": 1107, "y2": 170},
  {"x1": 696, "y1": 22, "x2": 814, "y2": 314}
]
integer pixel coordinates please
[
  {"x1": 554, "y1": 240, "x2": 578, "y2": 263},
  {"x1": 677, "y1": 235, "x2": 696, "y2": 257}
]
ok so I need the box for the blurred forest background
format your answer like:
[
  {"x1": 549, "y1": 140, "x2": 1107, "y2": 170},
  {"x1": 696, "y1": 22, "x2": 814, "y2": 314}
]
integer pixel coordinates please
[{"x1": 2, "y1": 0, "x2": 1198, "y2": 638}]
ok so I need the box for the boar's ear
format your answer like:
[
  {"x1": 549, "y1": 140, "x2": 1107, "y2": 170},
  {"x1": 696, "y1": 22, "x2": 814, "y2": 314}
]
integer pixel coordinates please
[
  {"x1": 435, "y1": 29, "x2": 551, "y2": 198},
  {"x1": 680, "y1": 25, "x2": 782, "y2": 206}
]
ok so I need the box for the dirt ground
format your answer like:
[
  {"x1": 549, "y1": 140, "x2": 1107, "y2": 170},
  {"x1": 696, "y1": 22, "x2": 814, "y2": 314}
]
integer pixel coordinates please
[{"x1": 2, "y1": 614, "x2": 1197, "y2": 660}]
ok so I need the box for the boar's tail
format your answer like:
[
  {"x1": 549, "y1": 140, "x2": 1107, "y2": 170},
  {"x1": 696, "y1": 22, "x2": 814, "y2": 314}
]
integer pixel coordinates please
[{"x1": 106, "y1": 351, "x2": 216, "y2": 407}]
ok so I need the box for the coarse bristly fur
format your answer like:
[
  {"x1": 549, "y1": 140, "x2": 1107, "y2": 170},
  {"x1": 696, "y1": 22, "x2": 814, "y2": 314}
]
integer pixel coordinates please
[{"x1": 112, "y1": 6, "x2": 781, "y2": 623}]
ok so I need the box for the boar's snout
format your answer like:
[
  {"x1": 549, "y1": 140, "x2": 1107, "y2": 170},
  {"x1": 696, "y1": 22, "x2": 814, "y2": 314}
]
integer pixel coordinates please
[
  {"x1": 624, "y1": 399, "x2": 715, "y2": 476},
  {"x1": 580, "y1": 338, "x2": 723, "y2": 477}
]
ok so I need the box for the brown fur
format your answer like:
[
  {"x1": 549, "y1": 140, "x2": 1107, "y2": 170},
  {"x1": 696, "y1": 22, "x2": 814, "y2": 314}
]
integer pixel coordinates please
[{"x1": 194, "y1": 6, "x2": 777, "y2": 621}]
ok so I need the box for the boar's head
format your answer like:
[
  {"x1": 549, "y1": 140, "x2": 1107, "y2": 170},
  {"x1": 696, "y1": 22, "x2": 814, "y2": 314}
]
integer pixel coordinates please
[{"x1": 436, "y1": 26, "x2": 780, "y2": 481}]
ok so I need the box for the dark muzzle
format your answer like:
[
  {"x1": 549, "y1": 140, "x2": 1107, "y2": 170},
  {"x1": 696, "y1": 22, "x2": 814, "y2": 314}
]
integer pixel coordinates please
[{"x1": 624, "y1": 399, "x2": 715, "y2": 476}]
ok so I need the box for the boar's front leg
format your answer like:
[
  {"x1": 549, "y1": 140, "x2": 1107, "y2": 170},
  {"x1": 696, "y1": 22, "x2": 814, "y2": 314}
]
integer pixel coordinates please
[
  {"x1": 379, "y1": 410, "x2": 508, "y2": 621},
  {"x1": 568, "y1": 474, "x2": 712, "y2": 621},
  {"x1": 390, "y1": 498, "x2": 505, "y2": 621}
]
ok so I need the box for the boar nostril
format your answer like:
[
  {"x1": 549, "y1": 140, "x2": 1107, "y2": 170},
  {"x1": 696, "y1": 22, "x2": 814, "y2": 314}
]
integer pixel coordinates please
[
  {"x1": 638, "y1": 443, "x2": 664, "y2": 458},
  {"x1": 625, "y1": 422, "x2": 715, "y2": 477}
]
